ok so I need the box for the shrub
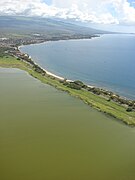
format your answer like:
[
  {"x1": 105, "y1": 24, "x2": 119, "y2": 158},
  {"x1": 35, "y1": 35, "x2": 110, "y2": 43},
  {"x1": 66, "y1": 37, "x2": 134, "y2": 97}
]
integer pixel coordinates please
[
  {"x1": 67, "y1": 82, "x2": 82, "y2": 90},
  {"x1": 126, "y1": 107, "x2": 132, "y2": 112},
  {"x1": 74, "y1": 80, "x2": 84, "y2": 86}
]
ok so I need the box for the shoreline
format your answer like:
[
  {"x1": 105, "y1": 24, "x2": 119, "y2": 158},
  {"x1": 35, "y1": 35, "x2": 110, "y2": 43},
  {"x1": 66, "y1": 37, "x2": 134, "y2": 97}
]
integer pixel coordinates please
[
  {"x1": 18, "y1": 38, "x2": 134, "y2": 101},
  {"x1": 19, "y1": 44, "x2": 71, "y2": 82},
  {"x1": 18, "y1": 35, "x2": 101, "y2": 80}
]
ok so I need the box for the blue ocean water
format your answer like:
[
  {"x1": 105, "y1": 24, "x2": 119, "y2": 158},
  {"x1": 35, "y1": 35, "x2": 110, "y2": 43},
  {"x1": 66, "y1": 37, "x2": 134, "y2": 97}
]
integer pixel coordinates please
[{"x1": 21, "y1": 34, "x2": 135, "y2": 99}]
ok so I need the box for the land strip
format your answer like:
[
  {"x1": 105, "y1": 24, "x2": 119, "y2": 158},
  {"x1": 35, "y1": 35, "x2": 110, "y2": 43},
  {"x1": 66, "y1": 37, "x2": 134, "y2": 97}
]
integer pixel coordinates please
[{"x1": 0, "y1": 55, "x2": 135, "y2": 126}]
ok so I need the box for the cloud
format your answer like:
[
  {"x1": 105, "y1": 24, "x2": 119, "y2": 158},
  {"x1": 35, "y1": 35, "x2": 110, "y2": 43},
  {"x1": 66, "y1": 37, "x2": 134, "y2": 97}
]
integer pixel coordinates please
[
  {"x1": 0, "y1": 0, "x2": 135, "y2": 25},
  {"x1": 0, "y1": 0, "x2": 57, "y2": 16},
  {"x1": 53, "y1": 0, "x2": 135, "y2": 25}
]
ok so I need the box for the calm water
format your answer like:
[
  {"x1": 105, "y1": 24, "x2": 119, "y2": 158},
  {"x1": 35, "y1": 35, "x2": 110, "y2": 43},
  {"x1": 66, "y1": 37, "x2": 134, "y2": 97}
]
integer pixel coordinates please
[
  {"x1": 21, "y1": 34, "x2": 135, "y2": 99},
  {"x1": 0, "y1": 68, "x2": 135, "y2": 180}
]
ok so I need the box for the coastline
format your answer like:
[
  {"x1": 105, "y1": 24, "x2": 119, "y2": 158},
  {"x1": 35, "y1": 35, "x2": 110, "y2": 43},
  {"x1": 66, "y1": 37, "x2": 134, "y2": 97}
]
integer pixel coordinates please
[
  {"x1": 18, "y1": 44, "x2": 70, "y2": 81},
  {"x1": 1, "y1": 36, "x2": 135, "y2": 126},
  {"x1": 18, "y1": 36, "x2": 107, "y2": 91},
  {"x1": 18, "y1": 35, "x2": 101, "y2": 81},
  {"x1": 18, "y1": 38, "x2": 134, "y2": 101}
]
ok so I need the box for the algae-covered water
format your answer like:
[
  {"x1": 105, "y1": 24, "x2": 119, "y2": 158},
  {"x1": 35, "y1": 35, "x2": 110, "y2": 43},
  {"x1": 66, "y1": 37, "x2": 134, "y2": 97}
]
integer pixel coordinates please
[{"x1": 0, "y1": 68, "x2": 135, "y2": 180}]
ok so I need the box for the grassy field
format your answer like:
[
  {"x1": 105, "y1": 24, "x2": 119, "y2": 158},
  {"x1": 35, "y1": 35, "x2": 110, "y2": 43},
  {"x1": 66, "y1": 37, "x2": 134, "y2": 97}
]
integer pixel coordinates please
[{"x1": 0, "y1": 56, "x2": 135, "y2": 126}]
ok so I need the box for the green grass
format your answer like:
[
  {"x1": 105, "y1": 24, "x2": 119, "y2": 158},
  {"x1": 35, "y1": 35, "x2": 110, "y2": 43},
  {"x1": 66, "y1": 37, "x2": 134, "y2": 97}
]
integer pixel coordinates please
[{"x1": 0, "y1": 56, "x2": 135, "y2": 126}]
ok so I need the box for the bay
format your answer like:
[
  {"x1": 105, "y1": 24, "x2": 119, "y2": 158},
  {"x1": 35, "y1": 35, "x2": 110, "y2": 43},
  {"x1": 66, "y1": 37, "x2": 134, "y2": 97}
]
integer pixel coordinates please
[{"x1": 21, "y1": 34, "x2": 135, "y2": 99}]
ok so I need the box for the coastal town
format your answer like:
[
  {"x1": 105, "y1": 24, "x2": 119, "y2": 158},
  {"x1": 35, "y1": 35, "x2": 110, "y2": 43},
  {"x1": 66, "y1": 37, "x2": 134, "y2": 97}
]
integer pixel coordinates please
[{"x1": 0, "y1": 33, "x2": 98, "y2": 48}]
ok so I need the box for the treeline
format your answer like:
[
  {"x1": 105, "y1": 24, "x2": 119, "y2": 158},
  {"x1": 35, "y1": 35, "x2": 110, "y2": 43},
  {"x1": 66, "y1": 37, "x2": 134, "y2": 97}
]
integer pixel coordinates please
[{"x1": 60, "y1": 79, "x2": 135, "y2": 112}]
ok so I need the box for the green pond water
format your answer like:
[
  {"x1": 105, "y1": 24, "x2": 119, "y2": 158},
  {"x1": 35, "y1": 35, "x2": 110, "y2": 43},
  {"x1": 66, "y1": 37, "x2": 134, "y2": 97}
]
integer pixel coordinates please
[{"x1": 0, "y1": 68, "x2": 135, "y2": 180}]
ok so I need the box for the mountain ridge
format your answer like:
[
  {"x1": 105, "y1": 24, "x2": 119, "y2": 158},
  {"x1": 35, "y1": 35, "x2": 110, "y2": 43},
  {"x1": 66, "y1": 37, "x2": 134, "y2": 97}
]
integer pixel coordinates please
[{"x1": 0, "y1": 16, "x2": 109, "y2": 37}]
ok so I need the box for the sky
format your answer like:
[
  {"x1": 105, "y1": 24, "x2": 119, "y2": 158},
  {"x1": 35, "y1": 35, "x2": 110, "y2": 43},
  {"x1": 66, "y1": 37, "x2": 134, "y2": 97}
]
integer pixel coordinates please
[{"x1": 0, "y1": 0, "x2": 135, "y2": 31}]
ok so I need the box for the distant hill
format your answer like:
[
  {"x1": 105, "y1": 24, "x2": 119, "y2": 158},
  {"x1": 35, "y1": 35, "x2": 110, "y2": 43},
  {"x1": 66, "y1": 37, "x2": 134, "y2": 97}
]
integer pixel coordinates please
[{"x1": 0, "y1": 16, "x2": 108, "y2": 37}]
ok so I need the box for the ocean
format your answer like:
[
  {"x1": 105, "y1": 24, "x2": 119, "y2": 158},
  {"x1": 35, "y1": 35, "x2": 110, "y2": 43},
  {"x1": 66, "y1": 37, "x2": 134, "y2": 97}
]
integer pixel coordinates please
[{"x1": 21, "y1": 34, "x2": 135, "y2": 99}]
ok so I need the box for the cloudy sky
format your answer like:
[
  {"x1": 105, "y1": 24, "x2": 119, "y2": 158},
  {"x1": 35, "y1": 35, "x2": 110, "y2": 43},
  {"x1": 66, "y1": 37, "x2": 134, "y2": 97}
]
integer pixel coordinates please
[{"x1": 0, "y1": 0, "x2": 135, "y2": 26}]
